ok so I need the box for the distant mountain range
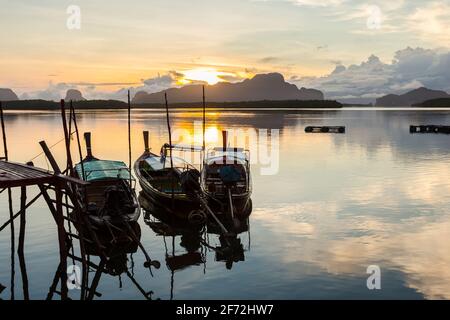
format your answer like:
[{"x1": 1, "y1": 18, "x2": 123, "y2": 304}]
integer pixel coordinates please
[
  {"x1": 0, "y1": 88, "x2": 19, "y2": 102},
  {"x1": 132, "y1": 73, "x2": 324, "y2": 104},
  {"x1": 376, "y1": 87, "x2": 450, "y2": 106},
  {"x1": 3, "y1": 76, "x2": 450, "y2": 109}
]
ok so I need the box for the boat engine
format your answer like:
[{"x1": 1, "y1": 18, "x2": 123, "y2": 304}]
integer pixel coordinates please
[
  {"x1": 101, "y1": 185, "x2": 136, "y2": 217},
  {"x1": 180, "y1": 169, "x2": 201, "y2": 197}
]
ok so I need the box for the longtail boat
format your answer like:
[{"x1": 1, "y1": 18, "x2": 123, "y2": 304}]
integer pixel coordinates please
[{"x1": 74, "y1": 132, "x2": 140, "y2": 226}]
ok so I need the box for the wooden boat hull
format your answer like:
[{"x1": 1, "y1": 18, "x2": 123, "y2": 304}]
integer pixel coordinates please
[
  {"x1": 138, "y1": 189, "x2": 200, "y2": 220},
  {"x1": 203, "y1": 192, "x2": 253, "y2": 218},
  {"x1": 74, "y1": 158, "x2": 141, "y2": 227},
  {"x1": 73, "y1": 182, "x2": 141, "y2": 227},
  {"x1": 134, "y1": 152, "x2": 200, "y2": 219}
]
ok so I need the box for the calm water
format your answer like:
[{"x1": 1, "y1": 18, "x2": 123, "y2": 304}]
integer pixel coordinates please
[{"x1": 2, "y1": 108, "x2": 450, "y2": 300}]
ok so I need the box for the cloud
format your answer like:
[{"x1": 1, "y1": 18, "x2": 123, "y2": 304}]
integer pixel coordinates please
[
  {"x1": 289, "y1": 0, "x2": 346, "y2": 6},
  {"x1": 293, "y1": 47, "x2": 450, "y2": 100},
  {"x1": 20, "y1": 82, "x2": 74, "y2": 101},
  {"x1": 258, "y1": 56, "x2": 279, "y2": 63},
  {"x1": 408, "y1": 2, "x2": 450, "y2": 44}
]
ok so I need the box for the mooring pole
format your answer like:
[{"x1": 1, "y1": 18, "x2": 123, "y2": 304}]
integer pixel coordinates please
[
  {"x1": 1, "y1": 102, "x2": 14, "y2": 299},
  {"x1": 164, "y1": 93, "x2": 174, "y2": 169},
  {"x1": 55, "y1": 186, "x2": 68, "y2": 300},
  {"x1": 127, "y1": 90, "x2": 132, "y2": 187},
  {"x1": 17, "y1": 186, "x2": 29, "y2": 300},
  {"x1": 164, "y1": 93, "x2": 175, "y2": 205},
  {"x1": 202, "y1": 86, "x2": 206, "y2": 169},
  {"x1": 0, "y1": 102, "x2": 8, "y2": 161},
  {"x1": 70, "y1": 101, "x2": 85, "y2": 180},
  {"x1": 8, "y1": 187, "x2": 15, "y2": 300},
  {"x1": 39, "y1": 141, "x2": 61, "y2": 174},
  {"x1": 60, "y1": 100, "x2": 74, "y2": 176}
]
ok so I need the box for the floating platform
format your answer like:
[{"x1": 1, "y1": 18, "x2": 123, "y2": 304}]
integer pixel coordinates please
[
  {"x1": 305, "y1": 126, "x2": 345, "y2": 134},
  {"x1": 410, "y1": 125, "x2": 450, "y2": 134}
]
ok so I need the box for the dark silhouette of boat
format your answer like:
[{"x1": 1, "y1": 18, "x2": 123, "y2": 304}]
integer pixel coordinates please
[
  {"x1": 73, "y1": 132, "x2": 140, "y2": 226},
  {"x1": 134, "y1": 131, "x2": 202, "y2": 219},
  {"x1": 143, "y1": 203, "x2": 251, "y2": 299},
  {"x1": 201, "y1": 131, "x2": 252, "y2": 218}
]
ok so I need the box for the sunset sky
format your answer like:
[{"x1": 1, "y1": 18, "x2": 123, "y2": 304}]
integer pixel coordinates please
[{"x1": 1, "y1": 0, "x2": 450, "y2": 100}]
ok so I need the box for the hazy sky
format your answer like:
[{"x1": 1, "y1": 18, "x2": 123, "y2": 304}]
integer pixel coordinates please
[{"x1": 1, "y1": 0, "x2": 450, "y2": 100}]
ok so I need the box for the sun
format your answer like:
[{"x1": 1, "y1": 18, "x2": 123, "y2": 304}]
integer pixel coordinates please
[{"x1": 182, "y1": 68, "x2": 226, "y2": 85}]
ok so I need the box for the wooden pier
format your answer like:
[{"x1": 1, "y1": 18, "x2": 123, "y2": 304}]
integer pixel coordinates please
[
  {"x1": 1, "y1": 101, "x2": 158, "y2": 300},
  {"x1": 0, "y1": 102, "x2": 91, "y2": 300}
]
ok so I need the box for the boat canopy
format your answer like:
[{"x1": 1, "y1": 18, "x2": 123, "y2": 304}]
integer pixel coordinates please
[
  {"x1": 163, "y1": 143, "x2": 203, "y2": 152},
  {"x1": 76, "y1": 160, "x2": 132, "y2": 182},
  {"x1": 206, "y1": 149, "x2": 249, "y2": 163},
  {"x1": 144, "y1": 155, "x2": 192, "y2": 171},
  {"x1": 205, "y1": 156, "x2": 247, "y2": 166}
]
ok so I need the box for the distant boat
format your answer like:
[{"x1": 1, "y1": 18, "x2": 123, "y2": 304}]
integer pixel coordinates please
[
  {"x1": 201, "y1": 131, "x2": 252, "y2": 218},
  {"x1": 74, "y1": 132, "x2": 140, "y2": 226},
  {"x1": 134, "y1": 131, "x2": 203, "y2": 220}
]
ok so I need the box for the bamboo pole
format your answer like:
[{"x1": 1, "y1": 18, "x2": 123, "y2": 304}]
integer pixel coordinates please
[
  {"x1": 127, "y1": 90, "x2": 132, "y2": 187},
  {"x1": 0, "y1": 102, "x2": 8, "y2": 161},
  {"x1": 8, "y1": 187, "x2": 15, "y2": 300},
  {"x1": 70, "y1": 101, "x2": 85, "y2": 180},
  {"x1": 0, "y1": 191, "x2": 43, "y2": 232},
  {"x1": 17, "y1": 186, "x2": 29, "y2": 300},
  {"x1": 39, "y1": 141, "x2": 61, "y2": 174},
  {"x1": 202, "y1": 86, "x2": 206, "y2": 168},
  {"x1": 55, "y1": 187, "x2": 68, "y2": 300},
  {"x1": 164, "y1": 93, "x2": 175, "y2": 204},
  {"x1": 60, "y1": 100, "x2": 74, "y2": 176},
  {"x1": 164, "y1": 93, "x2": 174, "y2": 169}
]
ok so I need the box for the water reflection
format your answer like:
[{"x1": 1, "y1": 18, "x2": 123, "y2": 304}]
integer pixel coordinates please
[
  {"x1": 142, "y1": 192, "x2": 251, "y2": 299},
  {"x1": 3, "y1": 108, "x2": 450, "y2": 299},
  {"x1": 48, "y1": 221, "x2": 157, "y2": 300}
]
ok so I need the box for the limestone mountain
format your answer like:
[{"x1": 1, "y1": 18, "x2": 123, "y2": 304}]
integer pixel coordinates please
[
  {"x1": 376, "y1": 87, "x2": 450, "y2": 106},
  {"x1": 0, "y1": 88, "x2": 19, "y2": 101},
  {"x1": 65, "y1": 89, "x2": 86, "y2": 101},
  {"x1": 132, "y1": 73, "x2": 324, "y2": 104}
]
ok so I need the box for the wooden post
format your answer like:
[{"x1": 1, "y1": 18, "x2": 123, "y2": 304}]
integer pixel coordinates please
[
  {"x1": 127, "y1": 90, "x2": 132, "y2": 187},
  {"x1": 55, "y1": 186, "x2": 68, "y2": 300},
  {"x1": 164, "y1": 93, "x2": 174, "y2": 168},
  {"x1": 143, "y1": 131, "x2": 150, "y2": 153},
  {"x1": 164, "y1": 93, "x2": 175, "y2": 204},
  {"x1": 202, "y1": 86, "x2": 206, "y2": 169},
  {"x1": 17, "y1": 186, "x2": 29, "y2": 300},
  {"x1": 87, "y1": 259, "x2": 105, "y2": 300},
  {"x1": 46, "y1": 262, "x2": 62, "y2": 300},
  {"x1": 0, "y1": 102, "x2": 8, "y2": 161},
  {"x1": 7, "y1": 187, "x2": 15, "y2": 300},
  {"x1": 60, "y1": 100, "x2": 74, "y2": 175},
  {"x1": 70, "y1": 102, "x2": 85, "y2": 180},
  {"x1": 39, "y1": 141, "x2": 61, "y2": 174}
]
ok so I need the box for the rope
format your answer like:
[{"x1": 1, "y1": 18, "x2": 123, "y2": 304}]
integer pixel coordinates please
[{"x1": 28, "y1": 130, "x2": 77, "y2": 162}]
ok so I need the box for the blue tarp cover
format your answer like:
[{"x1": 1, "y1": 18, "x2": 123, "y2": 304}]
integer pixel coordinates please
[{"x1": 75, "y1": 160, "x2": 131, "y2": 182}]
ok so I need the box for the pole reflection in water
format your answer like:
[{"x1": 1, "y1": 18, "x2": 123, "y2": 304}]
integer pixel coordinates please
[
  {"x1": 141, "y1": 191, "x2": 252, "y2": 300},
  {"x1": 47, "y1": 221, "x2": 157, "y2": 300}
]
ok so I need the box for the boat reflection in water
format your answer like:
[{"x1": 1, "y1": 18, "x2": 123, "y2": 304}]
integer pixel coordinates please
[
  {"x1": 140, "y1": 192, "x2": 251, "y2": 299},
  {"x1": 46, "y1": 221, "x2": 157, "y2": 300}
]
